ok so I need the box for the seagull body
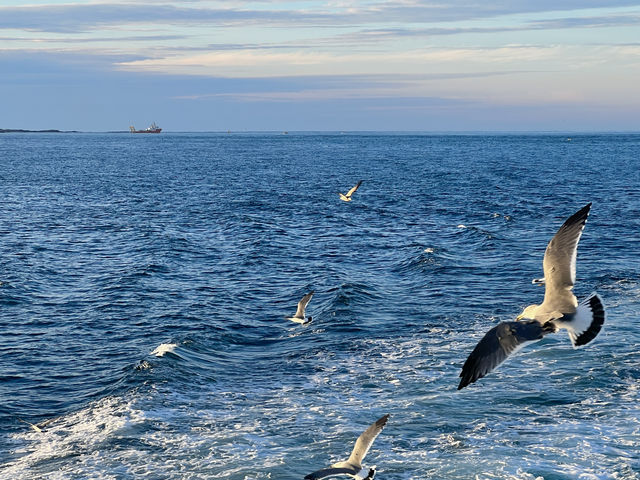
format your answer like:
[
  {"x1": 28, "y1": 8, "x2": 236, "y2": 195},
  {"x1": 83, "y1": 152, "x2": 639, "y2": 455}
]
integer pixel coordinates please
[
  {"x1": 305, "y1": 414, "x2": 389, "y2": 480},
  {"x1": 339, "y1": 180, "x2": 363, "y2": 202},
  {"x1": 18, "y1": 417, "x2": 55, "y2": 433},
  {"x1": 458, "y1": 203, "x2": 605, "y2": 390},
  {"x1": 286, "y1": 291, "x2": 314, "y2": 324}
]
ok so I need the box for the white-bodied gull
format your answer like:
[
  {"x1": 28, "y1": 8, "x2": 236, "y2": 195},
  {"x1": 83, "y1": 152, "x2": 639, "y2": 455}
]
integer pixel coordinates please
[
  {"x1": 305, "y1": 414, "x2": 389, "y2": 480},
  {"x1": 287, "y1": 291, "x2": 314, "y2": 324},
  {"x1": 18, "y1": 417, "x2": 56, "y2": 433},
  {"x1": 458, "y1": 203, "x2": 605, "y2": 390},
  {"x1": 339, "y1": 180, "x2": 363, "y2": 202}
]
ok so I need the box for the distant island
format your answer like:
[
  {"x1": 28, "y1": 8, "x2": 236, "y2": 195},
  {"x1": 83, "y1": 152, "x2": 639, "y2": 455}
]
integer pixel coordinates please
[{"x1": 0, "y1": 129, "x2": 78, "y2": 133}]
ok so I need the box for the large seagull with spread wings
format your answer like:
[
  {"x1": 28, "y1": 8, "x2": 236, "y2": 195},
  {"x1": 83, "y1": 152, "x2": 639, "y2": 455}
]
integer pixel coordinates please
[{"x1": 458, "y1": 203, "x2": 605, "y2": 390}]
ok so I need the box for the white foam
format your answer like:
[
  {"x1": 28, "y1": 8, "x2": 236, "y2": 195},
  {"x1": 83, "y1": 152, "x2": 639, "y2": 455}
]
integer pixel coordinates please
[
  {"x1": 4, "y1": 395, "x2": 150, "y2": 480},
  {"x1": 151, "y1": 343, "x2": 178, "y2": 357},
  {"x1": 4, "y1": 311, "x2": 636, "y2": 480}
]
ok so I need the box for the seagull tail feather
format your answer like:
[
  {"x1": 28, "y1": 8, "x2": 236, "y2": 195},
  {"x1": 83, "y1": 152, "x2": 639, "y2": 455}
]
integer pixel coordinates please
[{"x1": 557, "y1": 293, "x2": 605, "y2": 347}]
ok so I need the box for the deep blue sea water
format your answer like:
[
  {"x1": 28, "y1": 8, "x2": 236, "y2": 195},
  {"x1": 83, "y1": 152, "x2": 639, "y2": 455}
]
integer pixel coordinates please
[{"x1": 1, "y1": 132, "x2": 639, "y2": 479}]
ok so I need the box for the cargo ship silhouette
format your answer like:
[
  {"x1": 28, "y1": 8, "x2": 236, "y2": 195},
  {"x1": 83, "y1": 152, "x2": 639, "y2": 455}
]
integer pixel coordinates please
[{"x1": 129, "y1": 122, "x2": 161, "y2": 133}]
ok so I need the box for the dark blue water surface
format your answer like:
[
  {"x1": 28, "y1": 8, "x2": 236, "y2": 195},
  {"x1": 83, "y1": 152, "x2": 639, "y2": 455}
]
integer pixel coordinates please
[{"x1": 1, "y1": 133, "x2": 639, "y2": 479}]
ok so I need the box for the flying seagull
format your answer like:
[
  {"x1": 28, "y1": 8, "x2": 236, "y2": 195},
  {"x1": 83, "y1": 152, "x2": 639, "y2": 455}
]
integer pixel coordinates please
[
  {"x1": 18, "y1": 417, "x2": 56, "y2": 433},
  {"x1": 305, "y1": 414, "x2": 389, "y2": 480},
  {"x1": 458, "y1": 203, "x2": 605, "y2": 390},
  {"x1": 339, "y1": 180, "x2": 363, "y2": 202},
  {"x1": 287, "y1": 291, "x2": 314, "y2": 324}
]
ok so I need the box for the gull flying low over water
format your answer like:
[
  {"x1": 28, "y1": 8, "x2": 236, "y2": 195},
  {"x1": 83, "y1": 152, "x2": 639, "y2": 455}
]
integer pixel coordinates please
[
  {"x1": 458, "y1": 203, "x2": 605, "y2": 390},
  {"x1": 305, "y1": 414, "x2": 389, "y2": 480},
  {"x1": 339, "y1": 180, "x2": 363, "y2": 202},
  {"x1": 18, "y1": 417, "x2": 56, "y2": 433},
  {"x1": 287, "y1": 291, "x2": 314, "y2": 324}
]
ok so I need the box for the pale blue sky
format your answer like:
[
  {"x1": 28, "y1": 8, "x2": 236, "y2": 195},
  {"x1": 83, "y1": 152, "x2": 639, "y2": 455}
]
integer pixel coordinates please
[{"x1": 1, "y1": 1, "x2": 639, "y2": 131}]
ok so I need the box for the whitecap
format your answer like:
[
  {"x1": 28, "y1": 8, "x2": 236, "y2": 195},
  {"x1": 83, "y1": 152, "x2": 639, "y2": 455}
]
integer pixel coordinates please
[{"x1": 151, "y1": 343, "x2": 178, "y2": 357}]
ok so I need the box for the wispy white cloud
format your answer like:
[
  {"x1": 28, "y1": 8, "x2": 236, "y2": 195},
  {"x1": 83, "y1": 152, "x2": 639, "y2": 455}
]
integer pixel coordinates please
[
  {"x1": 2, "y1": 1, "x2": 640, "y2": 33},
  {"x1": 113, "y1": 43, "x2": 616, "y2": 78},
  {"x1": 326, "y1": 13, "x2": 640, "y2": 44},
  {"x1": 171, "y1": 70, "x2": 520, "y2": 102},
  {"x1": 0, "y1": 34, "x2": 187, "y2": 44},
  {"x1": 0, "y1": 3, "x2": 334, "y2": 33}
]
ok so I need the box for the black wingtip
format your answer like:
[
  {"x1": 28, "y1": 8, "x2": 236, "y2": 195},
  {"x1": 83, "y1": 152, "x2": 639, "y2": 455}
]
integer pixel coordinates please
[
  {"x1": 457, "y1": 365, "x2": 476, "y2": 391},
  {"x1": 457, "y1": 372, "x2": 479, "y2": 390},
  {"x1": 458, "y1": 359, "x2": 483, "y2": 390},
  {"x1": 377, "y1": 413, "x2": 390, "y2": 427},
  {"x1": 570, "y1": 202, "x2": 591, "y2": 222},
  {"x1": 554, "y1": 203, "x2": 591, "y2": 235},
  {"x1": 574, "y1": 294, "x2": 605, "y2": 347}
]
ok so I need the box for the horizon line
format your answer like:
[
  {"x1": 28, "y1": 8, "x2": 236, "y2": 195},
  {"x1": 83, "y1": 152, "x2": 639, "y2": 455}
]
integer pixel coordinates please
[{"x1": 2, "y1": 129, "x2": 640, "y2": 135}]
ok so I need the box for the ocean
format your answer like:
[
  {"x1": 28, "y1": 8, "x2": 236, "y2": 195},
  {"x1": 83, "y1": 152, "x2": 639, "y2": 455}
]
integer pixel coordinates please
[{"x1": 0, "y1": 132, "x2": 639, "y2": 479}]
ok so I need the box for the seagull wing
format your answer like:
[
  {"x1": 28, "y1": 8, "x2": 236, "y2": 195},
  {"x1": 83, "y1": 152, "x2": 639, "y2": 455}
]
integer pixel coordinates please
[
  {"x1": 458, "y1": 320, "x2": 549, "y2": 390},
  {"x1": 347, "y1": 414, "x2": 389, "y2": 467},
  {"x1": 541, "y1": 203, "x2": 591, "y2": 313},
  {"x1": 18, "y1": 418, "x2": 43, "y2": 433},
  {"x1": 304, "y1": 467, "x2": 357, "y2": 480},
  {"x1": 345, "y1": 180, "x2": 363, "y2": 198},
  {"x1": 294, "y1": 291, "x2": 314, "y2": 319}
]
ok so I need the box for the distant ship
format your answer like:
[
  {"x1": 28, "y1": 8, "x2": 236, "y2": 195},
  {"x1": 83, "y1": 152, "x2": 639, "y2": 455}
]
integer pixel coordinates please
[{"x1": 129, "y1": 122, "x2": 162, "y2": 134}]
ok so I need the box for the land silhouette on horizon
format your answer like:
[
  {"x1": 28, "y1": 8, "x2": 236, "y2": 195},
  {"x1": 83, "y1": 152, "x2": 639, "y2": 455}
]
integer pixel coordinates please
[{"x1": 0, "y1": 129, "x2": 78, "y2": 133}]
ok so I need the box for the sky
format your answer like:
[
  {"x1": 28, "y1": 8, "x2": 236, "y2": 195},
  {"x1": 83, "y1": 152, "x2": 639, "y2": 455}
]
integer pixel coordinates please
[{"x1": 1, "y1": 0, "x2": 640, "y2": 131}]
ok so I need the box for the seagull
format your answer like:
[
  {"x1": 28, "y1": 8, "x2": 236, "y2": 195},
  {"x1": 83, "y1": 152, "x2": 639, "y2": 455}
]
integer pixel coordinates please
[
  {"x1": 339, "y1": 180, "x2": 363, "y2": 202},
  {"x1": 458, "y1": 203, "x2": 605, "y2": 390},
  {"x1": 18, "y1": 417, "x2": 55, "y2": 433},
  {"x1": 287, "y1": 291, "x2": 314, "y2": 324},
  {"x1": 305, "y1": 414, "x2": 389, "y2": 480}
]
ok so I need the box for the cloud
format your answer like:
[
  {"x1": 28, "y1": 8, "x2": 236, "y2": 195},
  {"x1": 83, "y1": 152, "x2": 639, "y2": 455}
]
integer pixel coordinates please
[
  {"x1": 0, "y1": 50, "x2": 145, "y2": 83},
  {"x1": 0, "y1": 34, "x2": 187, "y2": 44},
  {"x1": 375, "y1": 0, "x2": 640, "y2": 22},
  {"x1": 114, "y1": 44, "x2": 569, "y2": 78},
  {"x1": 171, "y1": 70, "x2": 519, "y2": 102},
  {"x1": 322, "y1": 13, "x2": 640, "y2": 45},
  {"x1": 2, "y1": 1, "x2": 640, "y2": 33},
  {"x1": 0, "y1": 3, "x2": 332, "y2": 33},
  {"x1": 2, "y1": 2, "x2": 640, "y2": 131},
  {"x1": 1, "y1": 48, "x2": 638, "y2": 131}
]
